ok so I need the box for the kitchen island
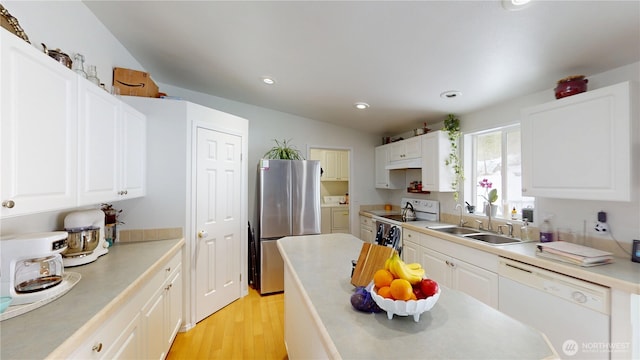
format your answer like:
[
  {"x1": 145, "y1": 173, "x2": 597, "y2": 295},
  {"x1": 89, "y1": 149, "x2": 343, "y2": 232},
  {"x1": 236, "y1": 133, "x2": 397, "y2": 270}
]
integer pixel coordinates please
[
  {"x1": 277, "y1": 233, "x2": 557, "y2": 359},
  {"x1": 0, "y1": 238, "x2": 184, "y2": 359}
]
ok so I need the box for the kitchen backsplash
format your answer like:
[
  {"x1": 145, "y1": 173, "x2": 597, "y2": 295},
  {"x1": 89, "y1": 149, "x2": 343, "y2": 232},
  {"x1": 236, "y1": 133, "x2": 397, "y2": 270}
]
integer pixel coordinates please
[
  {"x1": 441, "y1": 213, "x2": 629, "y2": 258},
  {"x1": 118, "y1": 227, "x2": 183, "y2": 243}
]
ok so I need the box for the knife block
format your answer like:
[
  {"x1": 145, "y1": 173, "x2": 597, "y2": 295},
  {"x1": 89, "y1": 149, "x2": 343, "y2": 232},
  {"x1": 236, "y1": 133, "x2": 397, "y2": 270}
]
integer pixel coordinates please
[{"x1": 351, "y1": 243, "x2": 395, "y2": 287}]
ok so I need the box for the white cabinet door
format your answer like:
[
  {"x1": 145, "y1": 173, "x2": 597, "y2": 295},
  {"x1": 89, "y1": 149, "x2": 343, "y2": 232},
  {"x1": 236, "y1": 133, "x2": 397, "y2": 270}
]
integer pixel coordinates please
[
  {"x1": 120, "y1": 103, "x2": 146, "y2": 199},
  {"x1": 421, "y1": 247, "x2": 453, "y2": 288},
  {"x1": 452, "y1": 259, "x2": 498, "y2": 308},
  {"x1": 1, "y1": 29, "x2": 78, "y2": 217},
  {"x1": 142, "y1": 285, "x2": 166, "y2": 360},
  {"x1": 166, "y1": 267, "x2": 183, "y2": 352},
  {"x1": 421, "y1": 131, "x2": 454, "y2": 192},
  {"x1": 319, "y1": 150, "x2": 349, "y2": 181},
  {"x1": 375, "y1": 145, "x2": 404, "y2": 189},
  {"x1": 77, "y1": 79, "x2": 120, "y2": 205},
  {"x1": 77, "y1": 86, "x2": 146, "y2": 205},
  {"x1": 103, "y1": 313, "x2": 142, "y2": 360},
  {"x1": 330, "y1": 207, "x2": 349, "y2": 233},
  {"x1": 389, "y1": 136, "x2": 421, "y2": 161},
  {"x1": 359, "y1": 216, "x2": 374, "y2": 243},
  {"x1": 321, "y1": 207, "x2": 331, "y2": 234},
  {"x1": 521, "y1": 81, "x2": 635, "y2": 201},
  {"x1": 336, "y1": 150, "x2": 349, "y2": 180}
]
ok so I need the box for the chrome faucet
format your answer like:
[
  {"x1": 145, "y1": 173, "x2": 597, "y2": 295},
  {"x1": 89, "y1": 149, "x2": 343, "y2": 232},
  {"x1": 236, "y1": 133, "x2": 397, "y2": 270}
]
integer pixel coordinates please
[
  {"x1": 455, "y1": 204, "x2": 467, "y2": 227},
  {"x1": 506, "y1": 222, "x2": 514, "y2": 237},
  {"x1": 475, "y1": 219, "x2": 484, "y2": 231}
]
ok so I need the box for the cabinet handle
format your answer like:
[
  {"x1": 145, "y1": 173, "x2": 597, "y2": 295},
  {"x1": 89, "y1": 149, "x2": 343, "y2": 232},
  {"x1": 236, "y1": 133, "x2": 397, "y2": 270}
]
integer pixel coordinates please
[
  {"x1": 2, "y1": 200, "x2": 15, "y2": 208},
  {"x1": 92, "y1": 343, "x2": 103, "y2": 353},
  {"x1": 166, "y1": 267, "x2": 171, "y2": 272}
]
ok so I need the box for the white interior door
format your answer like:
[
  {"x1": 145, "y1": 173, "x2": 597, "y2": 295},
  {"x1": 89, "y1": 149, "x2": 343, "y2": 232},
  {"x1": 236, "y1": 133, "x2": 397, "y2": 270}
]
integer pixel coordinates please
[{"x1": 195, "y1": 127, "x2": 242, "y2": 323}]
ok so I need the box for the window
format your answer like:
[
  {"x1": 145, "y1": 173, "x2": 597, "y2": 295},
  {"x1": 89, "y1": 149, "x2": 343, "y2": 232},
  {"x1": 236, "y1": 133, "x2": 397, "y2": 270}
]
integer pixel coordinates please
[{"x1": 467, "y1": 125, "x2": 534, "y2": 219}]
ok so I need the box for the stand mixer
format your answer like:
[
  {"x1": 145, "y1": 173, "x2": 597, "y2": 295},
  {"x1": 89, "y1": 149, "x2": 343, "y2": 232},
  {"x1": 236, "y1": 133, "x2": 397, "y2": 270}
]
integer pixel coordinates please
[{"x1": 62, "y1": 209, "x2": 109, "y2": 267}]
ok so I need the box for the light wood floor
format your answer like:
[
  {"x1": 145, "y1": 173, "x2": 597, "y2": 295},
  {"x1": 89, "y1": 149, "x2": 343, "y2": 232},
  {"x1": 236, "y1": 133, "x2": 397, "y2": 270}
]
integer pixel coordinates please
[{"x1": 167, "y1": 287, "x2": 288, "y2": 360}]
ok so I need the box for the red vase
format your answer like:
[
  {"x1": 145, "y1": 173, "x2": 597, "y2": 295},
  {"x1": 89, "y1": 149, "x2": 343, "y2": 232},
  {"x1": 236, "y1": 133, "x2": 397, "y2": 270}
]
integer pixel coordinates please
[{"x1": 555, "y1": 75, "x2": 588, "y2": 99}]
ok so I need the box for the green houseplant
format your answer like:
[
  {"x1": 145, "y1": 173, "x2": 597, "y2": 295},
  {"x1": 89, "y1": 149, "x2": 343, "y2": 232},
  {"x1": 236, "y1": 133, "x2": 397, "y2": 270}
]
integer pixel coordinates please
[
  {"x1": 443, "y1": 114, "x2": 464, "y2": 201},
  {"x1": 263, "y1": 139, "x2": 304, "y2": 160}
]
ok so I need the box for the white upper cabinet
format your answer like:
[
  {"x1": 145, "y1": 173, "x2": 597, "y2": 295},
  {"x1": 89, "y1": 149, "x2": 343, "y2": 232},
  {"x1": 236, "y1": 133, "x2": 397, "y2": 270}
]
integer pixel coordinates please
[
  {"x1": 1, "y1": 28, "x2": 146, "y2": 217},
  {"x1": 77, "y1": 78, "x2": 120, "y2": 205},
  {"x1": 316, "y1": 149, "x2": 349, "y2": 181},
  {"x1": 389, "y1": 136, "x2": 421, "y2": 161},
  {"x1": 421, "y1": 131, "x2": 454, "y2": 192},
  {"x1": 120, "y1": 103, "x2": 146, "y2": 199},
  {"x1": 77, "y1": 81, "x2": 146, "y2": 205},
  {"x1": 1, "y1": 29, "x2": 78, "y2": 217},
  {"x1": 375, "y1": 144, "x2": 404, "y2": 189},
  {"x1": 521, "y1": 81, "x2": 636, "y2": 201}
]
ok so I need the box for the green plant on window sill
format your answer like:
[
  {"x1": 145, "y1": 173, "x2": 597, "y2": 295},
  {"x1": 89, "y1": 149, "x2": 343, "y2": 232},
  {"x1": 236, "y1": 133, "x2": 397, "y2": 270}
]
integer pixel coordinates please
[
  {"x1": 443, "y1": 114, "x2": 464, "y2": 201},
  {"x1": 263, "y1": 139, "x2": 305, "y2": 160}
]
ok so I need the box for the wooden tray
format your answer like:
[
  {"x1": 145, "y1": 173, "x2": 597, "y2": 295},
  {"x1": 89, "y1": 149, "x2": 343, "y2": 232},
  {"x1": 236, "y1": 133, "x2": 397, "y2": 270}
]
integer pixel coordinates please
[{"x1": 351, "y1": 243, "x2": 395, "y2": 287}]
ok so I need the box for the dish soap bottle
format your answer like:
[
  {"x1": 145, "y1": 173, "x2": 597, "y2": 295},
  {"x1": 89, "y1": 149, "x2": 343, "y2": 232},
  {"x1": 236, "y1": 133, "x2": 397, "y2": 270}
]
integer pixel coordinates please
[
  {"x1": 511, "y1": 207, "x2": 517, "y2": 220},
  {"x1": 539, "y1": 218, "x2": 554, "y2": 243}
]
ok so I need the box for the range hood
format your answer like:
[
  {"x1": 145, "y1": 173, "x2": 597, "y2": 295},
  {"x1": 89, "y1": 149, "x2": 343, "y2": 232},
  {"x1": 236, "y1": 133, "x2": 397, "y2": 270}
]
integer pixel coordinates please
[{"x1": 385, "y1": 158, "x2": 422, "y2": 170}]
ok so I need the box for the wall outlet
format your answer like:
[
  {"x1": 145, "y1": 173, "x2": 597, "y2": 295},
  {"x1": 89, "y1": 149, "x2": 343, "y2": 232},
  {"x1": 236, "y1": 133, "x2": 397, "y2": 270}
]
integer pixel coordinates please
[{"x1": 594, "y1": 221, "x2": 609, "y2": 234}]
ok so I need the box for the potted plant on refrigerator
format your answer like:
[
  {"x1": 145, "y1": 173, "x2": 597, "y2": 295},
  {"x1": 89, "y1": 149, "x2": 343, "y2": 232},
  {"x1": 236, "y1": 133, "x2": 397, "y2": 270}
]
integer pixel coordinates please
[{"x1": 263, "y1": 139, "x2": 304, "y2": 160}]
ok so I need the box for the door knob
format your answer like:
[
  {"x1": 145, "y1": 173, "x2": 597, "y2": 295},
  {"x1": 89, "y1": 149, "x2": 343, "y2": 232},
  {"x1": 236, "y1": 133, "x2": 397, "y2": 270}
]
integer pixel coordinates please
[
  {"x1": 2, "y1": 200, "x2": 15, "y2": 208},
  {"x1": 198, "y1": 230, "x2": 208, "y2": 238}
]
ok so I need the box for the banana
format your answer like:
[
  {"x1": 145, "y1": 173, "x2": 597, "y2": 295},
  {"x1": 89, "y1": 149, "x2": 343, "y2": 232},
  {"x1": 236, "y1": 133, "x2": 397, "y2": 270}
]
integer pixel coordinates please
[
  {"x1": 406, "y1": 263, "x2": 423, "y2": 271},
  {"x1": 387, "y1": 253, "x2": 424, "y2": 285}
]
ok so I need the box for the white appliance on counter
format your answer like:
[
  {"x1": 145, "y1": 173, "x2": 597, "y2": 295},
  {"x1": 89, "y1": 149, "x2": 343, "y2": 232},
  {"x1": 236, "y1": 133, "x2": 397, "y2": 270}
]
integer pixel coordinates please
[
  {"x1": 498, "y1": 258, "x2": 610, "y2": 359},
  {"x1": 62, "y1": 209, "x2": 108, "y2": 267},
  {"x1": 0, "y1": 232, "x2": 69, "y2": 306},
  {"x1": 257, "y1": 159, "x2": 321, "y2": 295},
  {"x1": 372, "y1": 198, "x2": 440, "y2": 253}
]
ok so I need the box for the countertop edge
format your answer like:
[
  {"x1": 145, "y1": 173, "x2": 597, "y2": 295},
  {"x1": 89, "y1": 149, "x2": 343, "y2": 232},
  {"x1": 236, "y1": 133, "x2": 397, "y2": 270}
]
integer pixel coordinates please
[
  {"x1": 46, "y1": 238, "x2": 185, "y2": 359},
  {"x1": 360, "y1": 211, "x2": 640, "y2": 294},
  {"x1": 277, "y1": 240, "x2": 342, "y2": 360}
]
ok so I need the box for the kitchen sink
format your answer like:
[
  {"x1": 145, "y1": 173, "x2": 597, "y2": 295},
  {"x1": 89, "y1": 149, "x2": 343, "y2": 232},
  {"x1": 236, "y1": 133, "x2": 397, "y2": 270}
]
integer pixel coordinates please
[
  {"x1": 430, "y1": 226, "x2": 482, "y2": 236},
  {"x1": 462, "y1": 233, "x2": 524, "y2": 245},
  {"x1": 428, "y1": 225, "x2": 529, "y2": 245}
]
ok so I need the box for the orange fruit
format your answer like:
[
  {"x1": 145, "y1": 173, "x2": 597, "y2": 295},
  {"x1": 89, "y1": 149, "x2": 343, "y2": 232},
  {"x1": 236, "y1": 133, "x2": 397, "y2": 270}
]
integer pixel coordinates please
[
  {"x1": 389, "y1": 279, "x2": 412, "y2": 301},
  {"x1": 373, "y1": 269, "x2": 394, "y2": 288},
  {"x1": 377, "y1": 286, "x2": 393, "y2": 299}
]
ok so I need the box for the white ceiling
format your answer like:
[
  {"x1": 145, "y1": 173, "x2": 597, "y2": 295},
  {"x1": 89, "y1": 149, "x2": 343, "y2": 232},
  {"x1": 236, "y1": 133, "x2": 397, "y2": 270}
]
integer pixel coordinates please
[{"x1": 83, "y1": 0, "x2": 640, "y2": 135}]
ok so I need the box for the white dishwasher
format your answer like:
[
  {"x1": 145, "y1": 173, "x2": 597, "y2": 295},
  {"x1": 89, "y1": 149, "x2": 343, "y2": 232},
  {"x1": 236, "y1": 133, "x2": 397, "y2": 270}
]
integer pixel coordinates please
[{"x1": 498, "y1": 258, "x2": 610, "y2": 359}]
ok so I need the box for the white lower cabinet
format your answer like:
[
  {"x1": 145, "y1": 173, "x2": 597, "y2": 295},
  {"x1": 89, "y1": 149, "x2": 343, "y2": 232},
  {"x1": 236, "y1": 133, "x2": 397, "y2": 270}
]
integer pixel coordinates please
[
  {"x1": 403, "y1": 229, "x2": 498, "y2": 308},
  {"x1": 69, "y1": 249, "x2": 182, "y2": 359},
  {"x1": 359, "y1": 216, "x2": 374, "y2": 243}
]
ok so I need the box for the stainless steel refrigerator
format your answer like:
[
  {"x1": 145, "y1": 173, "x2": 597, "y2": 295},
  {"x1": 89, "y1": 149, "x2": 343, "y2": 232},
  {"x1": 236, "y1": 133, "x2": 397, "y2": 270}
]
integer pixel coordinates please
[{"x1": 257, "y1": 159, "x2": 321, "y2": 294}]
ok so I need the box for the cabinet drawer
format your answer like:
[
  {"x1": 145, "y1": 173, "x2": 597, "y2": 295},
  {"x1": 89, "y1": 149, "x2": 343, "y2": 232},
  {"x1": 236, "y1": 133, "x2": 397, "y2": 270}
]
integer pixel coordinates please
[
  {"x1": 68, "y1": 294, "x2": 143, "y2": 359},
  {"x1": 162, "y1": 251, "x2": 182, "y2": 280},
  {"x1": 360, "y1": 216, "x2": 373, "y2": 228}
]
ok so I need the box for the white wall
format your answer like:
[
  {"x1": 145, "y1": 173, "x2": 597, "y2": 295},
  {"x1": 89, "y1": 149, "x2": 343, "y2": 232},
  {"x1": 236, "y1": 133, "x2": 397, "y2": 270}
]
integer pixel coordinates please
[
  {"x1": 387, "y1": 62, "x2": 640, "y2": 250},
  {"x1": 156, "y1": 84, "x2": 385, "y2": 233},
  {"x1": 0, "y1": 1, "x2": 386, "y2": 237}
]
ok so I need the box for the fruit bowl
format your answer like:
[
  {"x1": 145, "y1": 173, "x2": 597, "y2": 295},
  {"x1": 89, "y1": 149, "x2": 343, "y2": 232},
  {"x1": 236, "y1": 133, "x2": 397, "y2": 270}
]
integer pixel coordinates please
[{"x1": 368, "y1": 282, "x2": 441, "y2": 322}]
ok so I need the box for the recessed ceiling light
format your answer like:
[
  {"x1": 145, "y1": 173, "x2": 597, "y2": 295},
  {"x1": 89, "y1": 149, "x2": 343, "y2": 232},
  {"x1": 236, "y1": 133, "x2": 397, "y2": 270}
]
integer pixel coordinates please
[
  {"x1": 354, "y1": 102, "x2": 370, "y2": 110},
  {"x1": 262, "y1": 77, "x2": 276, "y2": 85},
  {"x1": 440, "y1": 90, "x2": 462, "y2": 99},
  {"x1": 502, "y1": 0, "x2": 532, "y2": 11}
]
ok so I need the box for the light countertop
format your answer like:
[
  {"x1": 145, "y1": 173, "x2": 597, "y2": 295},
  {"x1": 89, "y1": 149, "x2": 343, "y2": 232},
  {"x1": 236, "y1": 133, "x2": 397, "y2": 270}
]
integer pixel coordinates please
[
  {"x1": 0, "y1": 238, "x2": 184, "y2": 360},
  {"x1": 277, "y1": 233, "x2": 557, "y2": 359},
  {"x1": 360, "y1": 210, "x2": 640, "y2": 294}
]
